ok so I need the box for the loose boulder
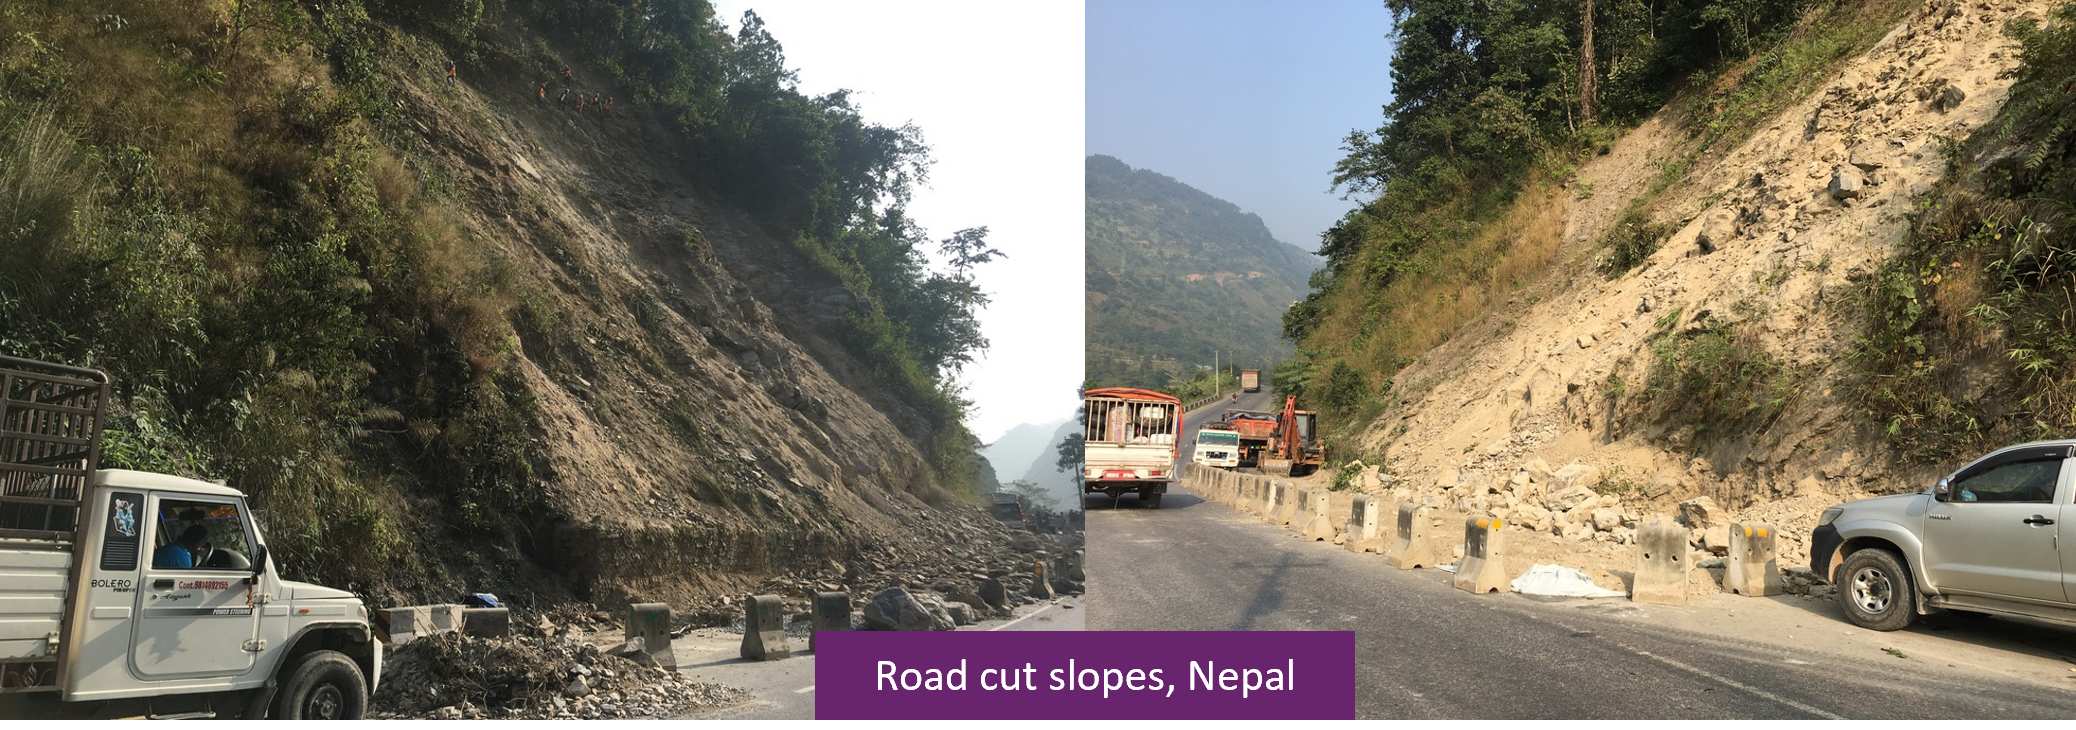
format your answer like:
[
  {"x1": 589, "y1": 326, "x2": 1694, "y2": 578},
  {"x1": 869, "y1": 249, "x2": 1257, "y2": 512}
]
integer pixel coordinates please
[{"x1": 863, "y1": 587, "x2": 952, "y2": 632}]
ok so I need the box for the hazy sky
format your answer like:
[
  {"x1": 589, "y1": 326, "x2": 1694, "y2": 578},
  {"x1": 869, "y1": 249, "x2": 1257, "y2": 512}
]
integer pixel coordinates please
[
  {"x1": 710, "y1": 2, "x2": 1083, "y2": 443},
  {"x1": 1088, "y1": 0, "x2": 1394, "y2": 250}
]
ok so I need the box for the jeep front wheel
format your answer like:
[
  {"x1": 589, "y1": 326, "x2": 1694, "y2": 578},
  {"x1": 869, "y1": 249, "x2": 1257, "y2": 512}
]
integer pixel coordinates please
[
  {"x1": 273, "y1": 650, "x2": 367, "y2": 719},
  {"x1": 1839, "y1": 548, "x2": 1915, "y2": 632}
]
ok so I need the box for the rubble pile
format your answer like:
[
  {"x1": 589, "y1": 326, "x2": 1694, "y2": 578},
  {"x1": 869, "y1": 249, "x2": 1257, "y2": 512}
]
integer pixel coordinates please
[
  {"x1": 670, "y1": 516, "x2": 1087, "y2": 631},
  {"x1": 372, "y1": 630, "x2": 748, "y2": 719}
]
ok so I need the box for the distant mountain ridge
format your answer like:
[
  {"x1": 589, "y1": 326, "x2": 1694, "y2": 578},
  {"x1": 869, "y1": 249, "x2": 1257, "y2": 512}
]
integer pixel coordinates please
[
  {"x1": 982, "y1": 418, "x2": 1069, "y2": 485},
  {"x1": 1085, "y1": 154, "x2": 1320, "y2": 388}
]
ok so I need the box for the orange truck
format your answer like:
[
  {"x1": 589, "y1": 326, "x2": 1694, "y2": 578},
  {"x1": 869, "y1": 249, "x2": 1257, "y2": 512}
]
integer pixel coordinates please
[{"x1": 1226, "y1": 396, "x2": 1323, "y2": 477}]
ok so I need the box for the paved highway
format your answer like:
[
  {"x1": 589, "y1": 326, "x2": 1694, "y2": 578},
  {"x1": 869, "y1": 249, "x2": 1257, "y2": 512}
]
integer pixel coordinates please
[
  {"x1": 676, "y1": 597, "x2": 1083, "y2": 719},
  {"x1": 1086, "y1": 483, "x2": 2076, "y2": 719}
]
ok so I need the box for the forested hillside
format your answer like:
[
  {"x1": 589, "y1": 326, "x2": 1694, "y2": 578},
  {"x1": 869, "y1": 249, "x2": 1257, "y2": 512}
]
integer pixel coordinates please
[{"x1": 1086, "y1": 154, "x2": 1320, "y2": 390}]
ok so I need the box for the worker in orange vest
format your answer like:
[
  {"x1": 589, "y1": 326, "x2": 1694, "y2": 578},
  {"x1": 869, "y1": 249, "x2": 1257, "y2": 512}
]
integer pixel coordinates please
[
  {"x1": 536, "y1": 83, "x2": 546, "y2": 109},
  {"x1": 446, "y1": 61, "x2": 457, "y2": 84}
]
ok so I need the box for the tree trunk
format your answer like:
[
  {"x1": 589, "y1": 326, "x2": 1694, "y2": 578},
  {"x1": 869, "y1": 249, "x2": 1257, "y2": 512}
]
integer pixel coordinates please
[{"x1": 1579, "y1": 0, "x2": 1597, "y2": 124}]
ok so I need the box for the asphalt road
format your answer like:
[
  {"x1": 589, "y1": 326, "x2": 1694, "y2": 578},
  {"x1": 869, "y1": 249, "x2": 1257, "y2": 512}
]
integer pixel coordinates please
[
  {"x1": 675, "y1": 598, "x2": 1083, "y2": 719},
  {"x1": 1087, "y1": 484, "x2": 2076, "y2": 719}
]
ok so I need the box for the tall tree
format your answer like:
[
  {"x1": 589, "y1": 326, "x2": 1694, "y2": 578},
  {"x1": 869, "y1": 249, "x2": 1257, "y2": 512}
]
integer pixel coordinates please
[{"x1": 1580, "y1": 0, "x2": 1597, "y2": 123}]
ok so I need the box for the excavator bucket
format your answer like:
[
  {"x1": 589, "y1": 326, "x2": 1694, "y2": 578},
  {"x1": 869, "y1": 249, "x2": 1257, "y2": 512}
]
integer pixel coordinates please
[{"x1": 1261, "y1": 457, "x2": 1293, "y2": 477}]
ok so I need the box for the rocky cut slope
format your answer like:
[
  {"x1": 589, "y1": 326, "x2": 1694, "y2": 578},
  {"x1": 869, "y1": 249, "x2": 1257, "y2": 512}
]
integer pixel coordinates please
[
  {"x1": 0, "y1": 0, "x2": 1031, "y2": 609},
  {"x1": 1330, "y1": 0, "x2": 2053, "y2": 577}
]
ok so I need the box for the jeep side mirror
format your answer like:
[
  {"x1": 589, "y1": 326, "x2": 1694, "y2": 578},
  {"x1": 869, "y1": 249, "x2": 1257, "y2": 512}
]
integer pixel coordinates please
[
  {"x1": 1933, "y1": 477, "x2": 1951, "y2": 501},
  {"x1": 249, "y1": 544, "x2": 268, "y2": 582}
]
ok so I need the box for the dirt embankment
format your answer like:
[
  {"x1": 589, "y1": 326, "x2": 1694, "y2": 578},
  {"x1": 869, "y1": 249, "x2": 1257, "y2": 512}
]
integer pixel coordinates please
[
  {"x1": 376, "y1": 24, "x2": 1012, "y2": 608},
  {"x1": 1325, "y1": 0, "x2": 2048, "y2": 583}
]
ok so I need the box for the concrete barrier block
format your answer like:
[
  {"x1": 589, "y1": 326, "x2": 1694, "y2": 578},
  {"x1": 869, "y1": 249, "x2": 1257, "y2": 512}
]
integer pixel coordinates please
[
  {"x1": 1386, "y1": 503, "x2": 1443, "y2": 569},
  {"x1": 741, "y1": 595, "x2": 791, "y2": 661},
  {"x1": 1725, "y1": 521, "x2": 1785, "y2": 597},
  {"x1": 1252, "y1": 476, "x2": 1274, "y2": 516},
  {"x1": 1052, "y1": 553, "x2": 1080, "y2": 583},
  {"x1": 1253, "y1": 479, "x2": 1287, "y2": 524},
  {"x1": 625, "y1": 602, "x2": 678, "y2": 668},
  {"x1": 1452, "y1": 515, "x2": 1508, "y2": 594},
  {"x1": 374, "y1": 605, "x2": 428, "y2": 645},
  {"x1": 461, "y1": 607, "x2": 510, "y2": 638},
  {"x1": 1632, "y1": 517, "x2": 1691, "y2": 606},
  {"x1": 810, "y1": 591, "x2": 850, "y2": 651},
  {"x1": 1300, "y1": 489, "x2": 1337, "y2": 541},
  {"x1": 1030, "y1": 561, "x2": 1056, "y2": 600},
  {"x1": 1344, "y1": 494, "x2": 1386, "y2": 553},
  {"x1": 427, "y1": 604, "x2": 465, "y2": 634}
]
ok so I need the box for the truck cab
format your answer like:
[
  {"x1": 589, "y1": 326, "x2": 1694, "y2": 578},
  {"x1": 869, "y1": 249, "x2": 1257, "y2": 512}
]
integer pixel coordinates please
[
  {"x1": 1, "y1": 355, "x2": 376, "y2": 718},
  {"x1": 1191, "y1": 424, "x2": 1241, "y2": 469},
  {"x1": 986, "y1": 493, "x2": 1027, "y2": 528}
]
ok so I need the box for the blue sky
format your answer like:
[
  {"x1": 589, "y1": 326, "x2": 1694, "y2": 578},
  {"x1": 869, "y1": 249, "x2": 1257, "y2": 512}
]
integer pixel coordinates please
[{"x1": 1088, "y1": 0, "x2": 1395, "y2": 251}]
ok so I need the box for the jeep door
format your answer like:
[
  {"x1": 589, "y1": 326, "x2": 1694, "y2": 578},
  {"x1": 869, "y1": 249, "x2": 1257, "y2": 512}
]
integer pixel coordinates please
[{"x1": 131, "y1": 494, "x2": 262, "y2": 679}]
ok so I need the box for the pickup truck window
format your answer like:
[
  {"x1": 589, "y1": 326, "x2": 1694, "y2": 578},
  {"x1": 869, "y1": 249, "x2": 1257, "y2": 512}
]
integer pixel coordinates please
[
  {"x1": 153, "y1": 499, "x2": 256, "y2": 570},
  {"x1": 1950, "y1": 458, "x2": 2060, "y2": 503}
]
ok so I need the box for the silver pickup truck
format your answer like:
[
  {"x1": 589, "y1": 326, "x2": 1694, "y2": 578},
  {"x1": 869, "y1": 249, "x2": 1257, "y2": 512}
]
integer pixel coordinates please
[{"x1": 1811, "y1": 440, "x2": 2076, "y2": 631}]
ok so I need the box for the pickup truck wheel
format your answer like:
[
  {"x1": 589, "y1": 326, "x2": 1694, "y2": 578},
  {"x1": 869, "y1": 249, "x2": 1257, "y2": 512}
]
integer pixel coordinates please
[
  {"x1": 273, "y1": 650, "x2": 367, "y2": 720},
  {"x1": 1839, "y1": 548, "x2": 1915, "y2": 632},
  {"x1": 1145, "y1": 492, "x2": 1163, "y2": 510}
]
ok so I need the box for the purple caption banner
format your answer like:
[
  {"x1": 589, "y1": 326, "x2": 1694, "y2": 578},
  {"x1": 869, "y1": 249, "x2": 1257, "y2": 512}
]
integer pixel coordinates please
[{"x1": 814, "y1": 630, "x2": 1354, "y2": 720}]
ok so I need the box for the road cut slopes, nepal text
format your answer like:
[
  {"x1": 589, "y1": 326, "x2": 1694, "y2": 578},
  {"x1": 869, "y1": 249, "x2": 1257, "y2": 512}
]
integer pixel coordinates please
[{"x1": 874, "y1": 659, "x2": 1298, "y2": 699}]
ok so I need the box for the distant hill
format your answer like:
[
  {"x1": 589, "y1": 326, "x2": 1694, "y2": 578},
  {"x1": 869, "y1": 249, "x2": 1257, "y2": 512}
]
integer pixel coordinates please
[
  {"x1": 1085, "y1": 155, "x2": 1321, "y2": 389},
  {"x1": 982, "y1": 418, "x2": 1070, "y2": 485},
  {"x1": 1014, "y1": 419, "x2": 1082, "y2": 507}
]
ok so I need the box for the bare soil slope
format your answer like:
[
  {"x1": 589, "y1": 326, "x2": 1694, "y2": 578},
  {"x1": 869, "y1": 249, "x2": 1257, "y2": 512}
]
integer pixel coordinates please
[{"x1": 1329, "y1": 0, "x2": 2047, "y2": 588}]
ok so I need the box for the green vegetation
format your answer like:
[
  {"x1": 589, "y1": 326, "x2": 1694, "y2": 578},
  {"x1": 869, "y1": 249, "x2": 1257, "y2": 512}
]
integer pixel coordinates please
[
  {"x1": 0, "y1": 0, "x2": 997, "y2": 597},
  {"x1": 1848, "y1": 4, "x2": 2076, "y2": 462},
  {"x1": 1640, "y1": 315, "x2": 1803, "y2": 432},
  {"x1": 1085, "y1": 155, "x2": 1320, "y2": 393},
  {"x1": 1596, "y1": 205, "x2": 1671, "y2": 277},
  {"x1": 1284, "y1": 0, "x2": 1917, "y2": 435}
]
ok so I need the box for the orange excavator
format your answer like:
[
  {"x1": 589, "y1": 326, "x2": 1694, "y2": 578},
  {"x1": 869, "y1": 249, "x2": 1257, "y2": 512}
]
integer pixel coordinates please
[{"x1": 1259, "y1": 395, "x2": 1325, "y2": 477}]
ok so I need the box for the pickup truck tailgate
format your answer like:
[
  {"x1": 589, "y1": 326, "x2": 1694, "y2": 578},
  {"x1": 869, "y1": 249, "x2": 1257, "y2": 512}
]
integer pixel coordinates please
[{"x1": 0, "y1": 547, "x2": 68, "y2": 660}]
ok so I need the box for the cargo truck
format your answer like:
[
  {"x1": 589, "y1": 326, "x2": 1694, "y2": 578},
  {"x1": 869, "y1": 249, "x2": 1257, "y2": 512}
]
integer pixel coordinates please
[
  {"x1": 0, "y1": 356, "x2": 378, "y2": 719},
  {"x1": 1223, "y1": 410, "x2": 1279, "y2": 467},
  {"x1": 1082, "y1": 388, "x2": 1180, "y2": 509},
  {"x1": 1240, "y1": 369, "x2": 1261, "y2": 393}
]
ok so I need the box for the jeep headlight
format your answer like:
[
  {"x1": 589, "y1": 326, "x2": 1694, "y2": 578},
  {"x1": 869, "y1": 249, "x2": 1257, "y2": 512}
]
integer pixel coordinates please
[{"x1": 1818, "y1": 506, "x2": 1843, "y2": 526}]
